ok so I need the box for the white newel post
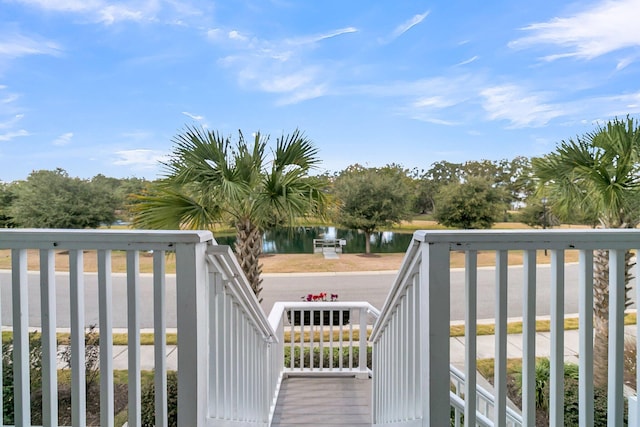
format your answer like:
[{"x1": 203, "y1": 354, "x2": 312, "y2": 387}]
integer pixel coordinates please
[
  {"x1": 176, "y1": 241, "x2": 210, "y2": 426},
  {"x1": 420, "y1": 241, "x2": 450, "y2": 426}
]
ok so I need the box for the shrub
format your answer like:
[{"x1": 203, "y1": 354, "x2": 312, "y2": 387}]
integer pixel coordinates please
[
  {"x1": 58, "y1": 325, "x2": 101, "y2": 389},
  {"x1": 141, "y1": 371, "x2": 178, "y2": 427},
  {"x1": 563, "y1": 377, "x2": 615, "y2": 426},
  {"x1": 2, "y1": 334, "x2": 44, "y2": 425}
]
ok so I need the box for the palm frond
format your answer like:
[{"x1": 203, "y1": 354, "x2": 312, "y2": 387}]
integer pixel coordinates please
[
  {"x1": 273, "y1": 129, "x2": 321, "y2": 173},
  {"x1": 533, "y1": 116, "x2": 640, "y2": 227},
  {"x1": 131, "y1": 184, "x2": 222, "y2": 230}
]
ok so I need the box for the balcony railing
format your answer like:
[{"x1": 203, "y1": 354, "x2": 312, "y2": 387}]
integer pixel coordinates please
[
  {"x1": 269, "y1": 302, "x2": 380, "y2": 377},
  {"x1": 2, "y1": 228, "x2": 640, "y2": 426},
  {"x1": 0, "y1": 229, "x2": 281, "y2": 427},
  {"x1": 370, "y1": 229, "x2": 640, "y2": 426}
]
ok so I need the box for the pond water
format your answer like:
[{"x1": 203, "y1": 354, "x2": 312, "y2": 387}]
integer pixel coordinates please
[{"x1": 214, "y1": 227, "x2": 414, "y2": 254}]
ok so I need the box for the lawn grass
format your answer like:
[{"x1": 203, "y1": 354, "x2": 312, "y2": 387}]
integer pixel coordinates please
[{"x1": 5, "y1": 313, "x2": 634, "y2": 345}]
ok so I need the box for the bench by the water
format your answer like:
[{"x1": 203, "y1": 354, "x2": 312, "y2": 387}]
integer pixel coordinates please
[{"x1": 313, "y1": 238, "x2": 346, "y2": 253}]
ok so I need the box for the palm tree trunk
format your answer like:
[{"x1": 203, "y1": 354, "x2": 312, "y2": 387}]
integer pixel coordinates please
[
  {"x1": 235, "y1": 218, "x2": 264, "y2": 300},
  {"x1": 592, "y1": 248, "x2": 609, "y2": 388},
  {"x1": 592, "y1": 248, "x2": 635, "y2": 388}
]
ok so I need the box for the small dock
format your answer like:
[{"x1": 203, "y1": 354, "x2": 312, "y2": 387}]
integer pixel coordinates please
[{"x1": 271, "y1": 377, "x2": 372, "y2": 426}]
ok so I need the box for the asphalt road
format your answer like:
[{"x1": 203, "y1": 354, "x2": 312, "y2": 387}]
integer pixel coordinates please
[{"x1": 0, "y1": 263, "x2": 636, "y2": 328}]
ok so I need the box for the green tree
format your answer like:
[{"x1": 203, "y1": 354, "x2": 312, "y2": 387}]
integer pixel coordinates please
[
  {"x1": 332, "y1": 164, "x2": 413, "y2": 254},
  {"x1": 518, "y1": 197, "x2": 559, "y2": 229},
  {"x1": 132, "y1": 126, "x2": 327, "y2": 299},
  {"x1": 0, "y1": 182, "x2": 16, "y2": 228},
  {"x1": 92, "y1": 174, "x2": 148, "y2": 223},
  {"x1": 433, "y1": 176, "x2": 506, "y2": 229},
  {"x1": 9, "y1": 169, "x2": 117, "y2": 228},
  {"x1": 532, "y1": 116, "x2": 640, "y2": 386},
  {"x1": 414, "y1": 161, "x2": 463, "y2": 214}
]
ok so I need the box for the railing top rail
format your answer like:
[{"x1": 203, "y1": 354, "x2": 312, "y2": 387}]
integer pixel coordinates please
[
  {"x1": 0, "y1": 228, "x2": 214, "y2": 250},
  {"x1": 206, "y1": 244, "x2": 277, "y2": 341},
  {"x1": 370, "y1": 236, "x2": 422, "y2": 340},
  {"x1": 413, "y1": 228, "x2": 640, "y2": 249},
  {"x1": 268, "y1": 301, "x2": 380, "y2": 331}
]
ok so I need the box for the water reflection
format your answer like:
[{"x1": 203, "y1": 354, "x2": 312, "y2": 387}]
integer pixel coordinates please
[{"x1": 215, "y1": 227, "x2": 413, "y2": 254}]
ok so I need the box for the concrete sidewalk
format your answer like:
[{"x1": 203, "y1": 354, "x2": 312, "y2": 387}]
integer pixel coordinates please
[
  {"x1": 450, "y1": 325, "x2": 637, "y2": 368},
  {"x1": 92, "y1": 325, "x2": 637, "y2": 371}
]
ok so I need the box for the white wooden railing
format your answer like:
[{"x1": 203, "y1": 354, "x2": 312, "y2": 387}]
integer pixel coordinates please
[
  {"x1": 269, "y1": 302, "x2": 380, "y2": 378},
  {"x1": 450, "y1": 365, "x2": 521, "y2": 427},
  {"x1": 370, "y1": 229, "x2": 640, "y2": 426},
  {"x1": 0, "y1": 229, "x2": 281, "y2": 427},
  {"x1": 6, "y1": 228, "x2": 640, "y2": 426}
]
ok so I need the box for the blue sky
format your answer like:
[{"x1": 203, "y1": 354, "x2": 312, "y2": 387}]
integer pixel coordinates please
[{"x1": 2, "y1": 0, "x2": 640, "y2": 182}]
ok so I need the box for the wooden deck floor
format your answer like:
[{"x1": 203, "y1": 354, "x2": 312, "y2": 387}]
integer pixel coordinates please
[{"x1": 271, "y1": 377, "x2": 372, "y2": 426}]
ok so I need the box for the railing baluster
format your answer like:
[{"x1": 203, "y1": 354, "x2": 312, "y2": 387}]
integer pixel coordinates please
[
  {"x1": 338, "y1": 314, "x2": 343, "y2": 370},
  {"x1": 549, "y1": 250, "x2": 565, "y2": 427},
  {"x1": 494, "y1": 250, "x2": 508, "y2": 427},
  {"x1": 209, "y1": 271, "x2": 222, "y2": 418},
  {"x1": 224, "y1": 282, "x2": 232, "y2": 418},
  {"x1": 12, "y1": 248, "x2": 30, "y2": 426},
  {"x1": 409, "y1": 275, "x2": 418, "y2": 419},
  {"x1": 465, "y1": 250, "x2": 478, "y2": 426},
  {"x1": 153, "y1": 251, "x2": 168, "y2": 427},
  {"x1": 522, "y1": 249, "x2": 537, "y2": 426},
  {"x1": 299, "y1": 314, "x2": 304, "y2": 369},
  {"x1": 40, "y1": 249, "x2": 58, "y2": 427},
  {"x1": 69, "y1": 249, "x2": 86, "y2": 427},
  {"x1": 127, "y1": 250, "x2": 141, "y2": 427},
  {"x1": 289, "y1": 309, "x2": 294, "y2": 369},
  {"x1": 578, "y1": 250, "x2": 594, "y2": 427},
  {"x1": 348, "y1": 311, "x2": 354, "y2": 369},
  {"x1": 98, "y1": 249, "x2": 114, "y2": 427},
  {"x1": 329, "y1": 311, "x2": 334, "y2": 369},
  {"x1": 320, "y1": 308, "x2": 324, "y2": 370},
  {"x1": 608, "y1": 249, "x2": 625, "y2": 426}
]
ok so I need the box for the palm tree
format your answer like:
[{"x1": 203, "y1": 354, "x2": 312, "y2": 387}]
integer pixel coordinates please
[
  {"x1": 132, "y1": 126, "x2": 327, "y2": 299},
  {"x1": 532, "y1": 116, "x2": 640, "y2": 386}
]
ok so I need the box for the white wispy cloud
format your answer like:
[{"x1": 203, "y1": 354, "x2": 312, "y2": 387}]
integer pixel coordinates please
[
  {"x1": 210, "y1": 25, "x2": 356, "y2": 105},
  {"x1": 480, "y1": 84, "x2": 565, "y2": 128},
  {"x1": 1, "y1": 93, "x2": 20, "y2": 104},
  {"x1": 9, "y1": 0, "x2": 187, "y2": 25},
  {"x1": 113, "y1": 149, "x2": 168, "y2": 167},
  {"x1": 0, "y1": 33, "x2": 62, "y2": 58},
  {"x1": 412, "y1": 96, "x2": 458, "y2": 109},
  {"x1": 98, "y1": 4, "x2": 147, "y2": 25},
  {"x1": 182, "y1": 111, "x2": 204, "y2": 121},
  {"x1": 509, "y1": 0, "x2": 640, "y2": 61},
  {"x1": 9, "y1": 0, "x2": 96, "y2": 13},
  {"x1": 285, "y1": 27, "x2": 358, "y2": 46},
  {"x1": 380, "y1": 10, "x2": 430, "y2": 44},
  {"x1": 0, "y1": 129, "x2": 29, "y2": 142},
  {"x1": 0, "y1": 114, "x2": 24, "y2": 129},
  {"x1": 52, "y1": 132, "x2": 73, "y2": 146},
  {"x1": 276, "y1": 84, "x2": 327, "y2": 106},
  {"x1": 455, "y1": 55, "x2": 479, "y2": 66}
]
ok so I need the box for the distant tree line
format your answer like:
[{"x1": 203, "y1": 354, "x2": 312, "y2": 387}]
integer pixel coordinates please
[
  {"x1": 0, "y1": 168, "x2": 147, "y2": 228},
  {"x1": 0, "y1": 155, "x2": 572, "y2": 232}
]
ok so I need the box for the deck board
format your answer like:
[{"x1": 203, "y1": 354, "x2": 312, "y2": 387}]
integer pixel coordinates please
[{"x1": 271, "y1": 377, "x2": 372, "y2": 426}]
